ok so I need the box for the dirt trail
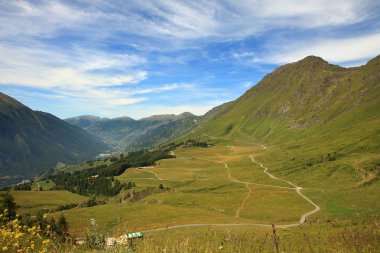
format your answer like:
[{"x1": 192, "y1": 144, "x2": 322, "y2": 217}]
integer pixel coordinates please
[
  {"x1": 249, "y1": 155, "x2": 320, "y2": 224},
  {"x1": 235, "y1": 183, "x2": 251, "y2": 218},
  {"x1": 138, "y1": 135, "x2": 321, "y2": 233},
  {"x1": 140, "y1": 168, "x2": 162, "y2": 180}
]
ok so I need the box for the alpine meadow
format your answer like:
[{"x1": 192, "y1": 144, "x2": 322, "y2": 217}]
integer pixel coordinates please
[{"x1": 0, "y1": 1, "x2": 380, "y2": 252}]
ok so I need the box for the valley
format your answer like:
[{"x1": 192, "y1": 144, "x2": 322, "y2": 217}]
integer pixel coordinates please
[
  {"x1": 1, "y1": 1, "x2": 380, "y2": 251},
  {"x1": 1, "y1": 55, "x2": 379, "y2": 252},
  {"x1": 51, "y1": 136, "x2": 378, "y2": 236},
  {"x1": 3, "y1": 133, "x2": 378, "y2": 252}
]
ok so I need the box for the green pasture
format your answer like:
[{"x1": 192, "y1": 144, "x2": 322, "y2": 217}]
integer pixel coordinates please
[{"x1": 1, "y1": 190, "x2": 88, "y2": 214}]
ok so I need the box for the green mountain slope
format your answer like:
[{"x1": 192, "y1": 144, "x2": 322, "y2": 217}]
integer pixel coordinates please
[
  {"x1": 0, "y1": 92, "x2": 107, "y2": 183},
  {"x1": 194, "y1": 55, "x2": 380, "y2": 140},
  {"x1": 189, "y1": 55, "x2": 380, "y2": 187},
  {"x1": 66, "y1": 112, "x2": 200, "y2": 151}
]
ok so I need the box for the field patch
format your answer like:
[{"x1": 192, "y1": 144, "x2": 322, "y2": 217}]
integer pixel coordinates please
[{"x1": 3, "y1": 191, "x2": 88, "y2": 213}]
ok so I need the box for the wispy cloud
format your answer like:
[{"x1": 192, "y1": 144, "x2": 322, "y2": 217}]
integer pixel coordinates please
[
  {"x1": 243, "y1": 82, "x2": 253, "y2": 88},
  {"x1": 233, "y1": 32, "x2": 380, "y2": 66},
  {"x1": 1, "y1": 1, "x2": 376, "y2": 46},
  {"x1": 0, "y1": 1, "x2": 379, "y2": 118}
]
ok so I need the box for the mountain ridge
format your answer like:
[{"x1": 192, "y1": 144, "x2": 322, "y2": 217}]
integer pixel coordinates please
[
  {"x1": 66, "y1": 112, "x2": 200, "y2": 151},
  {"x1": 0, "y1": 92, "x2": 107, "y2": 185}
]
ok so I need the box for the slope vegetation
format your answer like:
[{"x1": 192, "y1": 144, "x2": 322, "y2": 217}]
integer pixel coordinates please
[
  {"x1": 189, "y1": 55, "x2": 380, "y2": 187},
  {"x1": 0, "y1": 92, "x2": 106, "y2": 184}
]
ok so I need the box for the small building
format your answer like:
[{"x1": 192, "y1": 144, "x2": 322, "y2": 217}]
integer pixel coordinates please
[
  {"x1": 89, "y1": 174, "x2": 99, "y2": 181},
  {"x1": 16, "y1": 179, "x2": 30, "y2": 185},
  {"x1": 125, "y1": 231, "x2": 144, "y2": 240}
]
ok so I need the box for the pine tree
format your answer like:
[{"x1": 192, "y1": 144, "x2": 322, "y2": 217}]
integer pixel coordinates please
[
  {"x1": 0, "y1": 191, "x2": 17, "y2": 221},
  {"x1": 56, "y1": 214, "x2": 69, "y2": 237}
]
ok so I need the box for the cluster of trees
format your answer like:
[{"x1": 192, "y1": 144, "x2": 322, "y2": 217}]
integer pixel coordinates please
[
  {"x1": 0, "y1": 183, "x2": 32, "y2": 191},
  {"x1": 47, "y1": 149, "x2": 171, "y2": 197},
  {"x1": 184, "y1": 139, "x2": 211, "y2": 148},
  {"x1": 49, "y1": 173, "x2": 132, "y2": 196},
  {"x1": 160, "y1": 139, "x2": 213, "y2": 150},
  {"x1": 56, "y1": 203, "x2": 78, "y2": 211},
  {"x1": 56, "y1": 197, "x2": 108, "y2": 211}
]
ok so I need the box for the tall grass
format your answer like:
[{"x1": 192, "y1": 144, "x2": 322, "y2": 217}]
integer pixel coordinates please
[{"x1": 68, "y1": 218, "x2": 379, "y2": 253}]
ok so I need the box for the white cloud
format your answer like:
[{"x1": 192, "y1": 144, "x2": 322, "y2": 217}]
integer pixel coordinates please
[
  {"x1": 130, "y1": 83, "x2": 194, "y2": 95},
  {"x1": 243, "y1": 82, "x2": 252, "y2": 88},
  {"x1": 0, "y1": 1, "x2": 375, "y2": 44},
  {"x1": 0, "y1": 1, "x2": 90, "y2": 37},
  {"x1": 255, "y1": 32, "x2": 380, "y2": 65},
  {"x1": 0, "y1": 44, "x2": 147, "y2": 89},
  {"x1": 0, "y1": 42, "x2": 151, "y2": 109}
]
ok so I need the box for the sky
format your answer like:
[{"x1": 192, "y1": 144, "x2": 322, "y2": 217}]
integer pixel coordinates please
[{"x1": 0, "y1": 0, "x2": 380, "y2": 119}]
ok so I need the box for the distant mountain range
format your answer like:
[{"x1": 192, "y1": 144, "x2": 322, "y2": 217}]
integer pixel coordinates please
[
  {"x1": 0, "y1": 92, "x2": 106, "y2": 184},
  {"x1": 1, "y1": 54, "x2": 379, "y2": 185},
  {"x1": 65, "y1": 112, "x2": 202, "y2": 151}
]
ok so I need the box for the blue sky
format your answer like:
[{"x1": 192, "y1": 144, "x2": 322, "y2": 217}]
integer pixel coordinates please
[{"x1": 0, "y1": 0, "x2": 380, "y2": 119}]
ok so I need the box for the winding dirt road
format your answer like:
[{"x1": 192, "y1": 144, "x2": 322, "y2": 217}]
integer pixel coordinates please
[
  {"x1": 138, "y1": 135, "x2": 321, "y2": 233},
  {"x1": 250, "y1": 155, "x2": 320, "y2": 224}
]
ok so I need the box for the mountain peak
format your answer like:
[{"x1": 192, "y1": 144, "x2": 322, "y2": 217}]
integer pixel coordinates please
[
  {"x1": 178, "y1": 112, "x2": 195, "y2": 117},
  {"x1": 112, "y1": 116, "x2": 135, "y2": 122},
  {"x1": 299, "y1": 55, "x2": 327, "y2": 62},
  {"x1": 295, "y1": 55, "x2": 329, "y2": 67}
]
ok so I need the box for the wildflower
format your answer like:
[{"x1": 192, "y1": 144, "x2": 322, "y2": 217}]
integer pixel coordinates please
[
  {"x1": 90, "y1": 218, "x2": 96, "y2": 226},
  {"x1": 2, "y1": 246, "x2": 8, "y2": 251}
]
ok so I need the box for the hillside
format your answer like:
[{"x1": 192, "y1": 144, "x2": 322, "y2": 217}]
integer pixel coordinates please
[
  {"x1": 66, "y1": 112, "x2": 200, "y2": 151},
  {"x1": 0, "y1": 92, "x2": 107, "y2": 184},
  {"x1": 192, "y1": 56, "x2": 379, "y2": 151},
  {"x1": 195, "y1": 56, "x2": 378, "y2": 134}
]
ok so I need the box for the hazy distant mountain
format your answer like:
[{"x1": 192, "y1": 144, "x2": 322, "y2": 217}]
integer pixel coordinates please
[
  {"x1": 0, "y1": 92, "x2": 107, "y2": 182},
  {"x1": 66, "y1": 112, "x2": 200, "y2": 151}
]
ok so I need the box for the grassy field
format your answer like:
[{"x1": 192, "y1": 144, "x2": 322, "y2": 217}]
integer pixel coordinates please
[
  {"x1": 10, "y1": 136, "x2": 379, "y2": 251},
  {"x1": 93, "y1": 220, "x2": 379, "y2": 253},
  {"x1": 31, "y1": 179, "x2": 56, "y2": 190},
  {"x1": 44, "y1": 137, "x2": 377, "y2": 241},
  {"x1": 2, "y1": 190, "x2": 88, "y2": 214}
]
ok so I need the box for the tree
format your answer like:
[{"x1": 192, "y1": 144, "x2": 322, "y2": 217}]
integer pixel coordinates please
[
  {"x1": 159, "y1": 183, "x2": 164, "y2": 190},
  {"x1": 0, "y1": 191, "x2": 17, "y2": 221},
  {"x1": 56, "y1": 214, "x2": 69, "y2": 238}
]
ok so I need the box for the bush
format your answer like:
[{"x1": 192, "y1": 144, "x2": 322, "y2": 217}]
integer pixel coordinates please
[
  {"x1": 56, "y1": 203, "x2": 78, "y2": 211},
  {"x1": 0, "y1": 210, "x2": 55, "y2": 253}
]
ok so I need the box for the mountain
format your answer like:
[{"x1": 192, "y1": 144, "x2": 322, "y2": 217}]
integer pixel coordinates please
[
  {"x1": 194, "y1": 55, "x2": 380, "y2": 138},
  {"x1": 189, "y1": 55, "x2": 380, "y2": 183},
  {"x1": 0, "y1": 92, "x2": 107, "y2": 183},
  {"x1": 66, "y1": 112, "x2": 200, "y2": 151}
]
